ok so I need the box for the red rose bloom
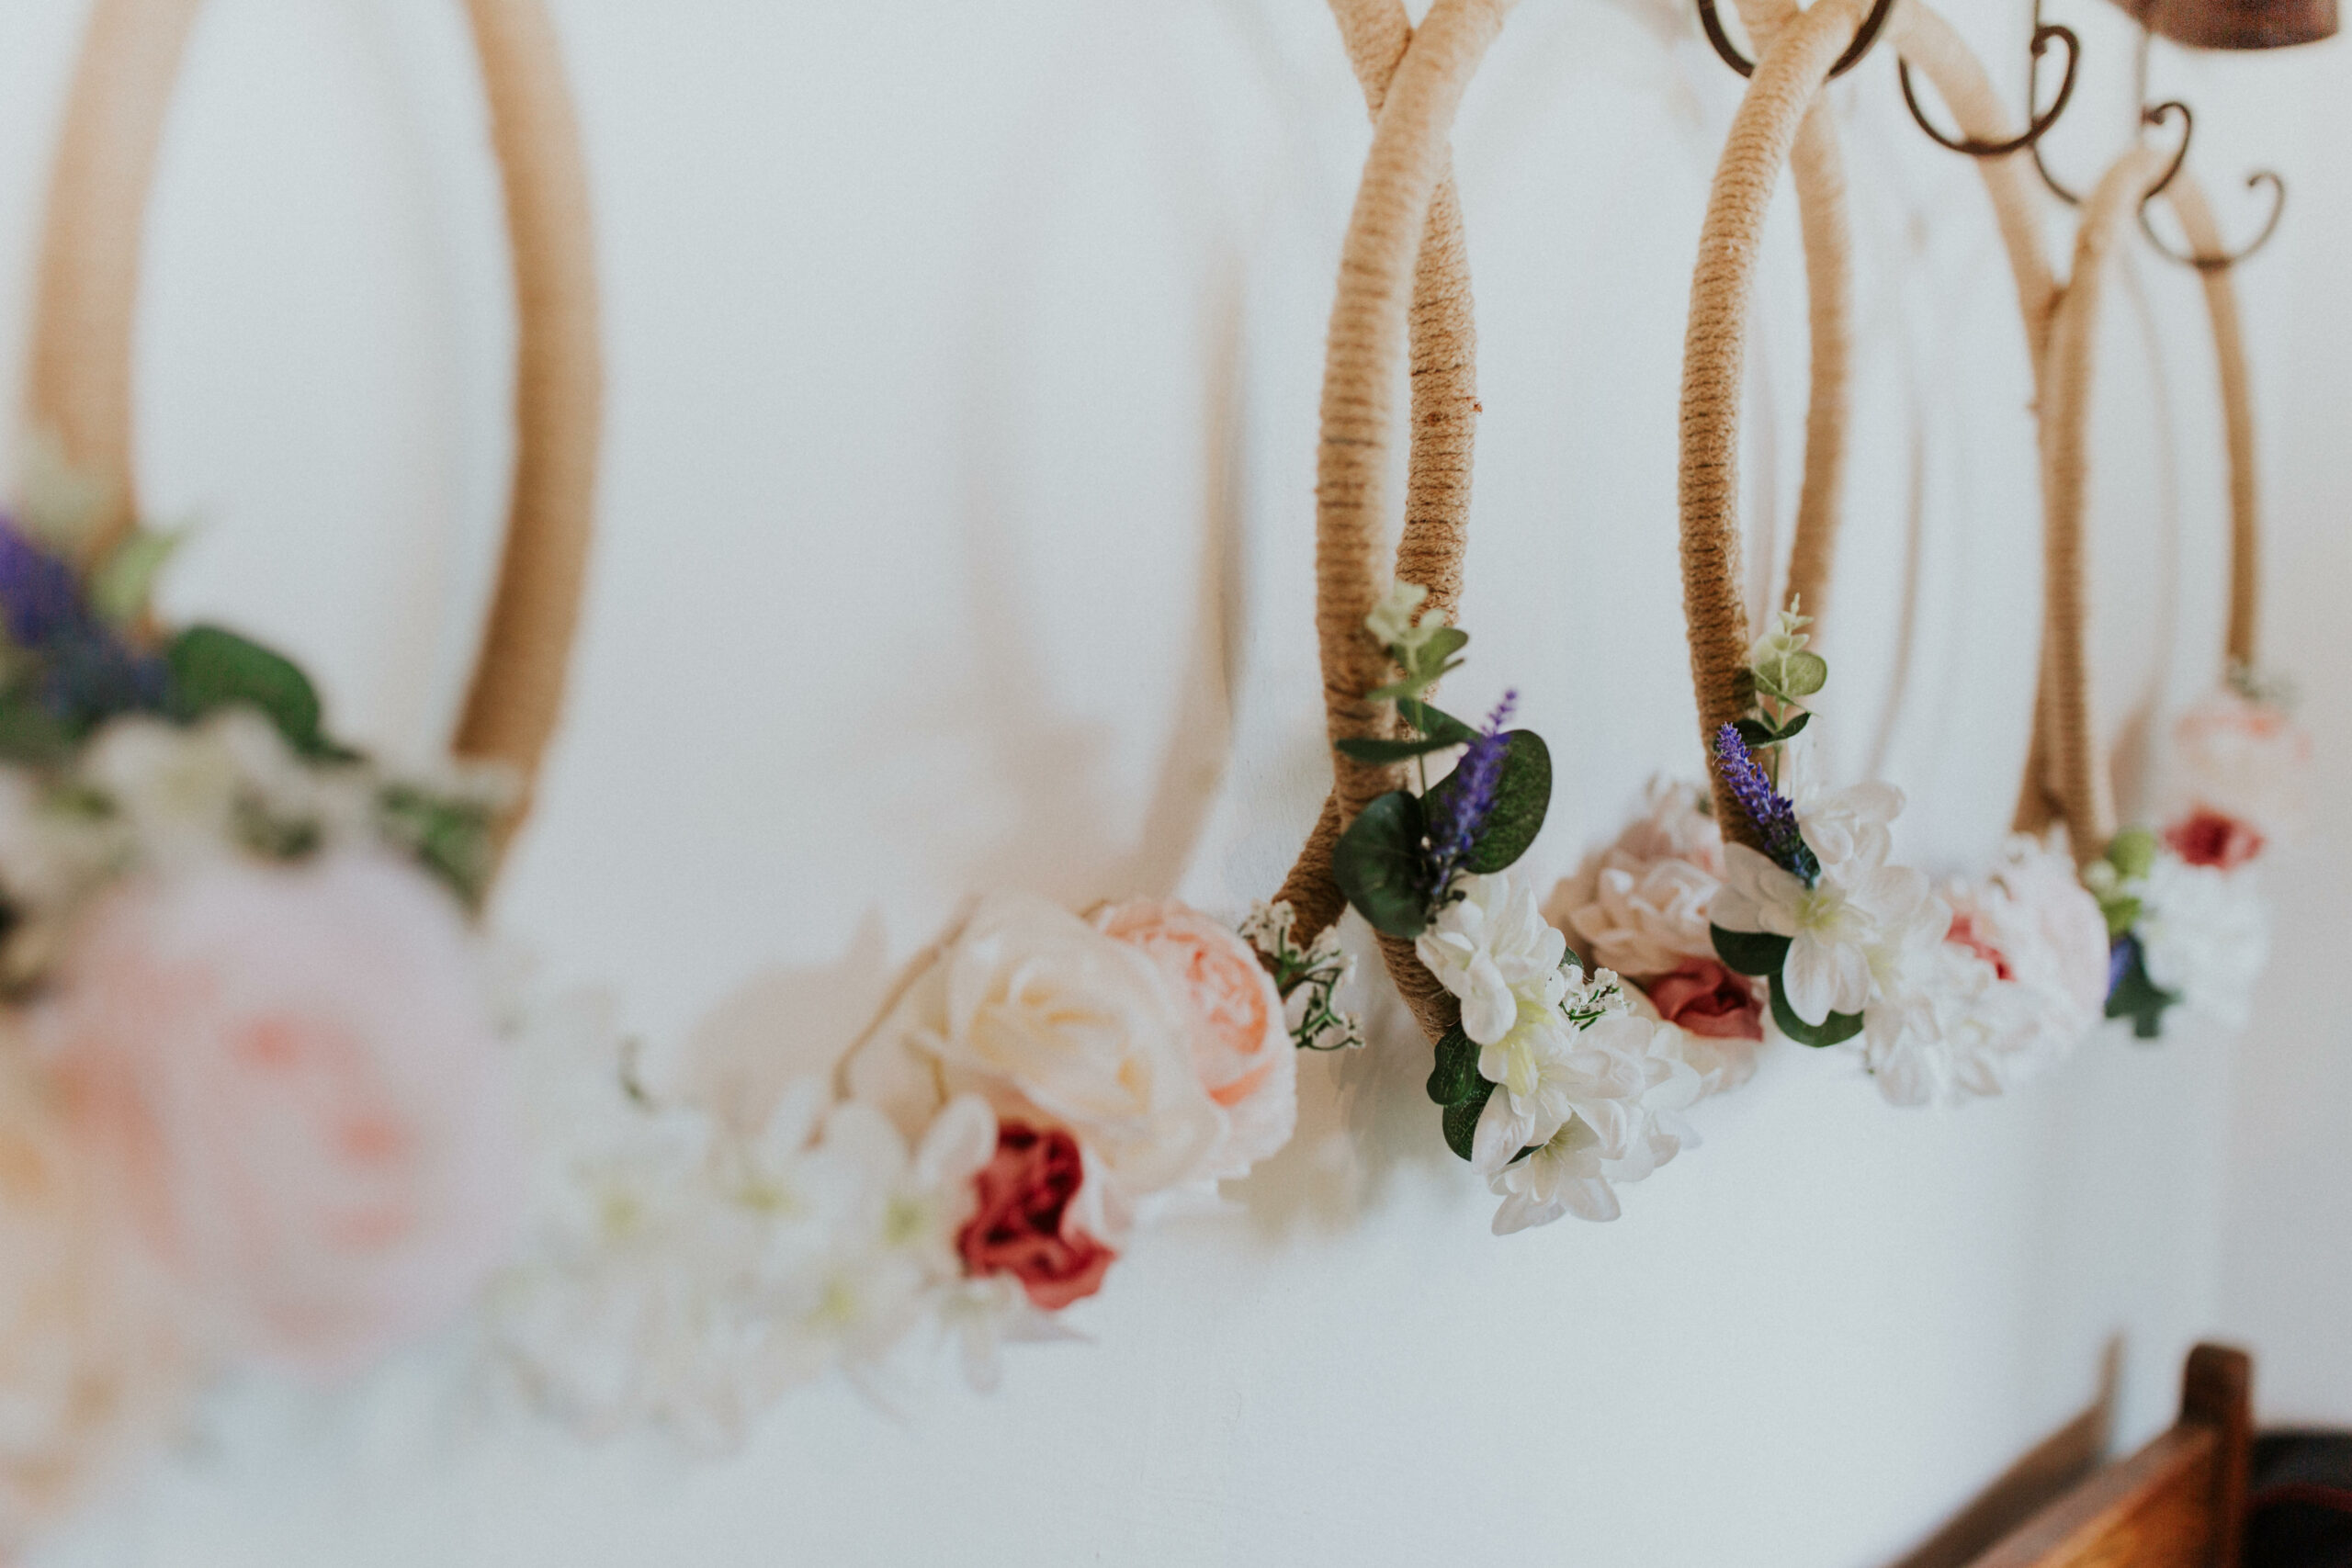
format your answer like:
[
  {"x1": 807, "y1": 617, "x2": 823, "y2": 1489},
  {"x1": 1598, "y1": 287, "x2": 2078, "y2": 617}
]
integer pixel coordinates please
[
  {"x1": 1643, "y1": 959, "x2": 1763, "y2": 1041},
  {"x1": 2165, "y1": 809, "x2": 2267, "y2": 872},
  {"x1": 957, "y1": 1122, "x2": 1114, "y2": 1310}
]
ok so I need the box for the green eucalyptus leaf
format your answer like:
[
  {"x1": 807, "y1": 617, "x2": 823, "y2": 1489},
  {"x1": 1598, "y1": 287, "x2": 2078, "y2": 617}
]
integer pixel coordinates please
[
  {"x1": 1711, "y1": 924, "x2": 1791, "y2": 977},
  {"x1": 2106, "y1": 827, "x2": 2159, "y2": 882},
  {"x1": 1425, "y1": 1024, "x2": 1484, "y2": 1107},
  {"x1": 1427, "y1": 729, "x2": 1552, "y2": 875},
  {"x1": 165, "y1": 625, "x2": 327, "y2": 754},
  {"x1": 1441, "y1": 1082, "x2": 1495, "y2": 1162},
  {"x1": 89, "y1": 529, "x2": 184, "y2": 626},
  {"x1": 1733, "y1": 718, "x2": 1780, "y2": 750},
  {"x1": 1335, "y1": 735, "x2": 1464, "y2": 764},
  {"x1": 1768, "y1": 974, "x2": 1863, "y2": 1046},
  {"x1": 1772, "y1": 710, "x2": 1811, "y2": 741},
  {"x1": 1776, "y1": 649, "x2": 1828, "y2": 698},
  {"x1": 1394, "y1": 698, "x2": 1478, "y2": 746},
  {"x1": 1416, "y1": 626, "x2": 1469, "y2": 669},
  {"x1": 1332, "y1": 790, "x2": 1430, "y2": 937}
]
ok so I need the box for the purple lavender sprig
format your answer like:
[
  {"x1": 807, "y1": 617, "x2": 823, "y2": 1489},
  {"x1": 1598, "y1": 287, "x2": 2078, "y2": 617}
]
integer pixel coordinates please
[
  {"x1": 1425, "y1": 691, "x2": 1515, "y2": 900},
  {"x1": 1713, "y1": 722, "x2": 1818, "y2": 883}
]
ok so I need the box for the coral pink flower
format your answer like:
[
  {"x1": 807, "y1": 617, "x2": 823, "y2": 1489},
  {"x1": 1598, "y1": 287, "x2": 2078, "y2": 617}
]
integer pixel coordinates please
[
  {"x1": 1943, "y1": 912, "x2": 2016, "y2": 981},
  {"x1": 38, "y1": 853, "x2": 524, "y2": 1377},
  {"x1": 957, "y1": 1122, "x2": 1114, "y2": 1310},
  {"x1": 1093, "y1": 898, "x2": 1295, "y2": 1180},
  {"x1": 2165, "y1": 809, "x2": 2267, "y2": 872},
  {"x1": 1642, "y1": 959, "x2": 1763, "y2": 1042}
]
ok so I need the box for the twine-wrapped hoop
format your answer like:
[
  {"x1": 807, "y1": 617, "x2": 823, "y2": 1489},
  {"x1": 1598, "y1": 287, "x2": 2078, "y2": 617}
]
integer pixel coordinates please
[
  {"x1": 2019, "y1": 154, "x2": 2264, "y2": 856},
  {"x1": 27, "y1": 0, "x2": 602, "y2": 854},
  {"x1": 1280, "y1": 0, "x2": 1512, "y2": 1042},
  {"x1": 1275, "y1": 0, "x2": 1484, "y2": 947}
]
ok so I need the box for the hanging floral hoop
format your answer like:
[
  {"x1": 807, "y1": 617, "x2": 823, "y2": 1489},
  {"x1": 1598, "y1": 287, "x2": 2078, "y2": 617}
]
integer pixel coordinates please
[{"x1": 2021, "y1": 156, "x2": 2306, "y2": 1040}]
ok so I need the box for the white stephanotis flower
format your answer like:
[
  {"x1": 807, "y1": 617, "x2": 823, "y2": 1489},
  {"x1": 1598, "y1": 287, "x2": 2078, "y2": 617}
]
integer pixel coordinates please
[
  {"x1": 1792, "y1": 779, "x2": 1904, "y2": 876},
  {"x1": 1416, "y1": 870, "x2": 1568, "y2": 1045},
  {"x1": 2137, "y1": 852, "x2": 2268, "y2": 1028}
]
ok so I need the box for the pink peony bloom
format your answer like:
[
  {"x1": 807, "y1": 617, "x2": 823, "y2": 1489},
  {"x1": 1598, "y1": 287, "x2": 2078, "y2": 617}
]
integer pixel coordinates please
[
  {"x1": 2164, "y1": 808, "x2": 2267, "y2": 873},
  {"x1": 1547, "y1": 780, "x2": 1725, "y2": 977},
  {"x1": 1642, "y1": 959, "x2": 1763, "y2": 1042},
  {"x1": 38, "y1": 853, "x2": 525, "y2": 1378},
  {"x1": 1093, "y1": 898, "x2": 1295, "y2": 1181}
]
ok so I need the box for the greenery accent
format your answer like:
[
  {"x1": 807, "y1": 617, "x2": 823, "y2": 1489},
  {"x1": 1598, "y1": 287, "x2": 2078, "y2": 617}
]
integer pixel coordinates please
[
  {"x1": 1332, "y1": 790, "x2": 1430, "y2": 938},
  {"x1": 1768, "y1": 975, "x2": 1863, "y2": 1047},
  {"x1": 1429, "y1": 728, "x2": 1550, "y2": 875},
  {"x1": 164, "y1": 625, "x2": 336, "y2": 759},
  {"x1": 1711, "y1": 923, "x2": 1792, "y2": 978},
  {"x1": 1440, "y1": 1089, "x2": 1493, "y2": 1163},
  {"x1": 2104, "y1": 938, "x2": 2177, "y2": 1041}
]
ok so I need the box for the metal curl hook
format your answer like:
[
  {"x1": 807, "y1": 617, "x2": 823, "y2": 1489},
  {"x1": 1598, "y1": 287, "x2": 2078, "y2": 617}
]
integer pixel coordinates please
[
  {"x1": 2141, "y1": 169, "x2": 2288, "y2": 272},
  {"x1": 2138, "y1": 99, "x2": 2195, "y2": 205},
  {"x1": 1694, "y1": 0, "x2": 1899, "y2": 82},
  {"x1": 1899, "y1": 22, "x2": 2080, "y2": 158}
]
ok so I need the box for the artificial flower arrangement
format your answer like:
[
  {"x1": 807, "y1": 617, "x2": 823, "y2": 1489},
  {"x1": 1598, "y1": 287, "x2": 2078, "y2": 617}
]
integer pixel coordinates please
[
  {"x1": 1319, "y1": 583, "x2": 1729, "y2": 1231},
  {"x1": 0, "y1": 473, "x2": 1333, "y2": 1529},
  {"x1": 2086, "y1": 670, "x2": 2305, "y2": 1039},
  {"x1": 0, "y1": 475, "x2": 520, "y2": 1541},
  {"x1": 1556, "y1": 604, "x2": 2113, "y2": 1108}
]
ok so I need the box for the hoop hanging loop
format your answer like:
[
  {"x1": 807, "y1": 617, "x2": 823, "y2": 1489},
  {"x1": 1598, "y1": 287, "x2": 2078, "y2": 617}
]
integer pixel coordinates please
[
  {"x1": 2161, "y1": 171, "x2": 2263, "y2": 671},
  {"x1": 25, "y1": 0, "x2": 603, "y2": 864},
  {"x1": 1302, "y1": 0, "x2": 1510, "y2": 1042},
  {"x1": 1275, "y1": 0, "x2": 1485, "y2": 947}
]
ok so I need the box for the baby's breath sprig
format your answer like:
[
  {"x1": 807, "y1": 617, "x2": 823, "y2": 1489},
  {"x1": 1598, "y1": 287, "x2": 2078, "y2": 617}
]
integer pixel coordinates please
[{"x1": 1240, "y1": 900, "x2": 1364, "y2": 1052}]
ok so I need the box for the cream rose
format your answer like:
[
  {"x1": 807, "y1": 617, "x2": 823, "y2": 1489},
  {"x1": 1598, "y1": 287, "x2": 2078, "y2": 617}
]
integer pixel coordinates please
[
  {"x1": 897, "y1": 893, "x2": 1220, "y2": 1202},
  {"x1": 38, "y1": 852, "x2": 526, "y2": 1377},
  {"x1": 1092, "y1": 898, "x2": 1295, "y2": 1181}
]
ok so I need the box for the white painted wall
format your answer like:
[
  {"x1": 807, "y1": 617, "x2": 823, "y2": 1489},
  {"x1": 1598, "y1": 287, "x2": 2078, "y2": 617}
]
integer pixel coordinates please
[{"x1": 0, "y1": 0, "x2": 2339, "y2": 1563}]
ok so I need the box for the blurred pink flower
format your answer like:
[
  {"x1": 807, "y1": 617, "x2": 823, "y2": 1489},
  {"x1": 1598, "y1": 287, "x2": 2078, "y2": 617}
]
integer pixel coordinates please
[
  {"x1": 40, "y1": 853, "x2": 524, "y2": 1378},
  {"x1": 2173, "y1": 686, "x2": 2312, "y2": 838}
]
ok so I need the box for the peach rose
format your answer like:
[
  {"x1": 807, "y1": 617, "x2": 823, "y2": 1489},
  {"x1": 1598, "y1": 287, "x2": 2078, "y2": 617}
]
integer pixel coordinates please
[
  {"x1": 38, "y1": 853, "x2": 525, "y2": 1377},
  {"x1": 1548, "y1": 780, "x2": 1726, "y2": 976},
  {"x1": 0, "y1": 1049, "x2": 193, "y2": 1547},
  {"x1": 1092, "y1": 897, "x2": 1296, "y2": 1180}
]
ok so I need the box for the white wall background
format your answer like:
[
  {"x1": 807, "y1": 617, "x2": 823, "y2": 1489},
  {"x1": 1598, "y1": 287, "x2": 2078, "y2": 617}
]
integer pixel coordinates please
[{"x1": 0, "y1": 0, "x2": 2340, "y2": 1563}]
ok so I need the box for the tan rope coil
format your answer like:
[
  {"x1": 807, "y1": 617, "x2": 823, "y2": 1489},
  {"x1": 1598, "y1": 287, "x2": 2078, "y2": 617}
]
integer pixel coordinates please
[
  {"x1": 2019, "y1": 146, "x2": 2166, "y2": 859},
  {"x1": 1677, "y1": 0, "x2": 1871, "y2": 844},
  {"x1": 1299, "y1": 0, "x2": 1510, "y2": 1041},
  {"x1": 27, "y1": 0, "x2": 602, "y2": 849},
  {"x1": 2163, "y1": 174, "x2": 2261, "y2": 669},
  {"x1": 1730, "y1": 0, "x2": 1855, "y2": 627},
  {"x1": 1275, "y1": 0, "x2": 1484, "y2": 945}
]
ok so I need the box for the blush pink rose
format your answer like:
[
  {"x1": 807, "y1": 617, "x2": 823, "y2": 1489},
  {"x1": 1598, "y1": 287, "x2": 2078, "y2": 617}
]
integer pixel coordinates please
[
  {"x1": 2165, "y1": 809, "x2": 2267, "y2": 872},
  {"x1": 2173, "y1": 687, "x2": 2312, "y2": 837},
  {"x1": 957, "y1": 1122, "x2": 1114, "y2": 1310},
  {"x1": 1943, "y1": 911, "x2": 2016, "y2": 981},
  {"x1": 39, "y1": 853, "x2": 525, "y2": 1378},
  {"x1": 1093, "y1": 898, "x2": 1295, "y2": 1181},
  {"x1": 1641, "y1": 960, "x2": 1763, "y2": 1042}
]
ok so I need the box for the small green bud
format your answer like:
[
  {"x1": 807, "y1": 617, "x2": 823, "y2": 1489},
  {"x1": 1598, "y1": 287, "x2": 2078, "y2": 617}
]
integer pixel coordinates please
[{"x1": 2106, "y1": 827, "x2": 2158, "y2": 882}]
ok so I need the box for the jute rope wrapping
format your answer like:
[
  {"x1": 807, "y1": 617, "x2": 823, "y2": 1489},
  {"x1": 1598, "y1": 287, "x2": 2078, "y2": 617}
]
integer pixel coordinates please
[
  {"x1": 2020, "y1": 146, "x2": 2167, "y2": 859},
  {"x1": 1678, "y1": 0, "x2": 1872, "y2": 845},
  {"x1": 27, "y1": 0, "x2": 602, "y2": 852},
  {"x1": 1730, "y1": 0, "x2": 1855, "y2": 626},
  {"x1": 2163, "y1": 174, "x2": 2262, "y2": 669},
  {"x1": 1296, "y1": 0, "x2": 1510, "y2": 1042},
  {"x1": 1275, "y1": 0, "x2": 1482, "y2": 946}
]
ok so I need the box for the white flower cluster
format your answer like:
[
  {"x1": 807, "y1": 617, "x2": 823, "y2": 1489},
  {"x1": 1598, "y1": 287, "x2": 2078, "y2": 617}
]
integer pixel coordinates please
[
  {"x1": 2113, "y1": 848, "x2": 2270, "y2": 1030},
  {"x1": 1418, "y1": 873, "x2": 1707, "y2": 1232},
  {"x1": 492, "y1": 892, "x2": 1303, "y2": 1443},
  {"x1": 1712, "y1": 778, "x2": 1943, "y2": 1030},
  {"x1": 0, "y1": 709, "x2": 501, "y2": 984}
]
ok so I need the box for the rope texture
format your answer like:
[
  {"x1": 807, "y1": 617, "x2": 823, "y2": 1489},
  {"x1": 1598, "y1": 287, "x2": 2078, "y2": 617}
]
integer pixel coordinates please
[
  {"x1": 1300, "y1": 0, "x2": 1508, "y2": 1042},
  {"x1": 1276, "y1": 0, "x2": 1482, "y2": 950},
  {"x1": 2162, "y1": 174, "x2": 2261, "y2": 670},
  {"x1": 2025, "y1": 146, "x2": 2165, "y2": 860},
  {"x1": 27, "y1": 0, "x2": 602, "y2": 854},
  {"x1": 1677, "y1": 0, "x2": 1869, "y2": 845}
]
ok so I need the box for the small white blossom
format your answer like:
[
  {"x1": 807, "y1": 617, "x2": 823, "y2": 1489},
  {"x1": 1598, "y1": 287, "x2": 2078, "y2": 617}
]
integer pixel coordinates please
[{"x1": 1417, "y1": 871, "x2": 1568, "y2": 1046}]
